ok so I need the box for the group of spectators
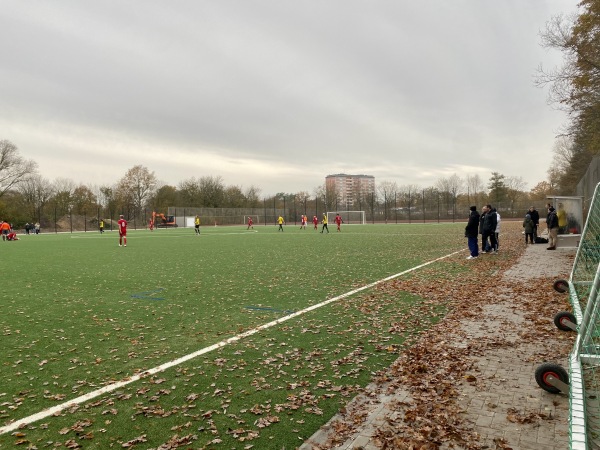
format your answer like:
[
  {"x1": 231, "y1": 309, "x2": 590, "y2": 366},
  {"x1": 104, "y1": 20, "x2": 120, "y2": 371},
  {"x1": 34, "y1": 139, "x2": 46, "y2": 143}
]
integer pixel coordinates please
[
  {"x1": 523, "y1": 204, "x2": 561, "y2": 250},
  {"x1": 465, "y1": 204, "x2": 501, "y2": 260},
  {"x1": 466, "y1": 203, "x2": 566, "y2": 258},
  {"x1": 24, "y1": 222, "x2": 41, "y2": 235}
]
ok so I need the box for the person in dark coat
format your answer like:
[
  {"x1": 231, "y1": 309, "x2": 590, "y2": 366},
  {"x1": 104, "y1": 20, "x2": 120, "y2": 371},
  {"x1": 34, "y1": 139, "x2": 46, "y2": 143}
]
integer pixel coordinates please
[
  {"x1": 465, "y1": 206, "x2": 480, "y2": 259},
  {"x1": 523, "y1": 214, "x2": 535, "y2": 245},
  {"x1": 482, "y1": 204, "x2": 498, "y2": 254},
  {"x1": 528, "y1": 206, "x2": 540, "y2": 237},
  {"x1": 479, "y1": 206, "x2": 488, "y2": 252},
  {"x1": 547, "y1": 206, "x2": 559, "y2": 250}
]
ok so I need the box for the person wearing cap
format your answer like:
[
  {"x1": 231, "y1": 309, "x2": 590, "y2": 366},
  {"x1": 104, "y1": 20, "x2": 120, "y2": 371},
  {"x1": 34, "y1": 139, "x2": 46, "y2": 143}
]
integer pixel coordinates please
[
  {"x1": 546, "y1": 206, "x2": 559, "y2": 250},
  {"x1": 465, "y1": 206, "x2": 480, "y2": 259}
]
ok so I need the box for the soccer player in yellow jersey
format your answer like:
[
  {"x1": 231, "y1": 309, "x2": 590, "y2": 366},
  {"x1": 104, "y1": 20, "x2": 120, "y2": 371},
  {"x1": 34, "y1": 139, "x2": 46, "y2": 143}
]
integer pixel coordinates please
[
  {"x1": 320, "y1": 213, "x2": 329, "y2": 233},
  {"x1": 277, "y1": 215, "x2": 285, "y2": 231},
  {"x1": 194, "y1": 215, "x2": 200, "y2": 235}
]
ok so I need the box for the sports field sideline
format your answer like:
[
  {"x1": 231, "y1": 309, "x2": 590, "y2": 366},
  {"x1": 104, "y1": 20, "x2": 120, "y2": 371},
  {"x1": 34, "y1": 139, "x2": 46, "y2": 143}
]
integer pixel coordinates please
[{"x1": 0, "y1": 223, "x2": 466, "y2": 448}]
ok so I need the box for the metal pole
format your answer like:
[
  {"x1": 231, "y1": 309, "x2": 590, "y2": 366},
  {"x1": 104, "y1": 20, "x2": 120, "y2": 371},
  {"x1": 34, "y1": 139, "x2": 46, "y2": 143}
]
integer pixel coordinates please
[
  {"x1": 422, "y1": 189, "x2": 425, "y2": 223},
  {"x1": 408, "y1": 190, "x2": 411, "y2": 224}
]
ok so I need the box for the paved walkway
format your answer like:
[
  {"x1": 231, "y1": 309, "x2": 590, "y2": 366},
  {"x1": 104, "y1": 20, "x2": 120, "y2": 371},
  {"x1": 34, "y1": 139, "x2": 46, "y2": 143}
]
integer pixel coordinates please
[{"x1": 301, "y1": 241, "x2": 576, "y2": 449}]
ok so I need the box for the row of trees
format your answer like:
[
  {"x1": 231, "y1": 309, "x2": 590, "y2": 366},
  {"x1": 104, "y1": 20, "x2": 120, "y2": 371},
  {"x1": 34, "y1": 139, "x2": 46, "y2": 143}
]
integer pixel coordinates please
[
  {"x1": 0, "y1": 139, "x2": 558, "y2": 229},
  {"x1": 539, "y1": 1, "x2": 600, "y2": 193}
]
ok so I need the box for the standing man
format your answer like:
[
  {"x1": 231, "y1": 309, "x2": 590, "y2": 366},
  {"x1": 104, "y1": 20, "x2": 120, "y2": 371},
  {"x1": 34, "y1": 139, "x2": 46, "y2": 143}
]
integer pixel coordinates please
[
  {"x1": 300, "y1": 215, "x2": 307, "y2": 230},
  {"x1": 194, "y1": 215, "x2": 201, "y2": 235},
  {"x1": 528, "y1": 206, "x2": 540, "y2": 238},
  {"x1": 99, "y1": 218, "x2": 105, "y2": 233},
  {"x1": 118, "y1": 215, "x2": 127, "y2": 247},
  {"x1": 547, "y1": 206, "x2": 559, "y2": 250},
  {"x1": 0, "y1": 220, "x2": 11, "y2": 241},
  {"x1": 312, "y1": 215, "x2": 318, "y2": 230},
  {"x1": 334, "y1": 213, "x2": 343, "y2": 232},
  {"x1": 247, "y1": 216, "x2": 254, "y2": 230},
  {"x1": 277, "y1": 215, "x2": 285, "y2": 231},
  {"x1": 482, "y1": 204, "x2": 497, "y2": 254},
  {"x1": 479, "y1": 206, "x2": 488, "y2": 252},
  {"x1": 465, "y1": 206, "x2": 480, "y2": 259},
  {"x1": 321, "y1": 213, "x2": 329, "y2": 233},
  {"x1": 492, "y1": 207, "x2": 501, "y2": 252}
]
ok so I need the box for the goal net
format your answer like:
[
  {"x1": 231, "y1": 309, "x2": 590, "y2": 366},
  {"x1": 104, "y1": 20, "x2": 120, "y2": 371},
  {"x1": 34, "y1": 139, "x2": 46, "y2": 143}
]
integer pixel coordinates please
[
  {"x1": 243, "y1": 215, "x2": 260, "y2": 225},
  {"x1": 326, "y1": 211, "x2": 366, "y2": 225}
]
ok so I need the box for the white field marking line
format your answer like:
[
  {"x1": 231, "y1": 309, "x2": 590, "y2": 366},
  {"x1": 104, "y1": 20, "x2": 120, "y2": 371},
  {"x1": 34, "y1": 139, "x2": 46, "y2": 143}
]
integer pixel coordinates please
[{"x1": 0, "y1": 248, "x2": 464, "y2": 435}]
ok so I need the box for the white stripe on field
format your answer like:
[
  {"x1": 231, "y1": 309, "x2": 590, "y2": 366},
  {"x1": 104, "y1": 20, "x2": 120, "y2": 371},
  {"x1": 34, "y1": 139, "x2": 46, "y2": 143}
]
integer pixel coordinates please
[{"x1": 0, "y1": 248, "x2": 464, "y2": 435}]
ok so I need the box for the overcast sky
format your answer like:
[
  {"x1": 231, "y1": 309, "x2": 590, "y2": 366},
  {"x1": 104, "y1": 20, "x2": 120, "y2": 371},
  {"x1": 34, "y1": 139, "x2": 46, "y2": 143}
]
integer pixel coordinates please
[{"x1": 0, "y1": 1, "x2": 577, "y2": 197}]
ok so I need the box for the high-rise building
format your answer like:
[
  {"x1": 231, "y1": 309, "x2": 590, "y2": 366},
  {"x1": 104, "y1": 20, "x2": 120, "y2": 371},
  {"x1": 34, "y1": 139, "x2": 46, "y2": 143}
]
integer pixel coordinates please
[{"x1": 325, "y1": 174, "x2": 375, "y2": 207}]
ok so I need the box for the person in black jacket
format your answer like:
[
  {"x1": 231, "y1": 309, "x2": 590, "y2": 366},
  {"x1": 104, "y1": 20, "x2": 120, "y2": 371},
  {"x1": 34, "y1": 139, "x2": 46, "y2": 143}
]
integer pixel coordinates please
[
  {"x1": 528, "y1": 206, "x2": 540, "y2": 238},
  {"x1": 479, "y1": 206, "x2": 487, "y2": 252},
  {"x1": 465, "y1": 206, "x2": 480, "y2": 259},
  {"x1": 482, "y1": 204, "x2": 498, "y2": 254},
  {"x1": 547, "y1": 206, "x2": 559, "y2": 250}
]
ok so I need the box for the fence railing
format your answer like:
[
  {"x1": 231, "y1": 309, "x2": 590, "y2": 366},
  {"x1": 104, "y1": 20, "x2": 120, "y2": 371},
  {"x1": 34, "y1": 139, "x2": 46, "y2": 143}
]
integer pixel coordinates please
[
  {"x1": 535, "y1": 182, "x2": 600, "y2": 449},
  {"x1": 18, "y1": 200, "x2": 551, "y2": 233}
]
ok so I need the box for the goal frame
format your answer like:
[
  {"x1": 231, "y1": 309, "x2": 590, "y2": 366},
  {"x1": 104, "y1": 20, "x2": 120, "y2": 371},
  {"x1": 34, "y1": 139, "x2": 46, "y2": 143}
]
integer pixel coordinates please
[
  {"x1": 326, "y1": 211, "x2": 366, "y2": 225},
  {"x1": 243, "y1": 215, "x2": 260, "y2": 225}
]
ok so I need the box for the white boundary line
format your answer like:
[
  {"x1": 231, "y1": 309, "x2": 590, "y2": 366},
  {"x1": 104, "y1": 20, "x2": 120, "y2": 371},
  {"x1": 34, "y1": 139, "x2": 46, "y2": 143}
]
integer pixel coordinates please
[{"x1": 0, "y1": 248, "x2": 464, "y2": 435}]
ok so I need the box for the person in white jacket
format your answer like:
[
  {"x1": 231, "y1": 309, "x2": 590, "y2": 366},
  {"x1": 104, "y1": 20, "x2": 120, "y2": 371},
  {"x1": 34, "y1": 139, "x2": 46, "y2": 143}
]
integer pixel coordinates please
[{"x1": 493, "y1": 208, "x2": 501, "y2": 252}]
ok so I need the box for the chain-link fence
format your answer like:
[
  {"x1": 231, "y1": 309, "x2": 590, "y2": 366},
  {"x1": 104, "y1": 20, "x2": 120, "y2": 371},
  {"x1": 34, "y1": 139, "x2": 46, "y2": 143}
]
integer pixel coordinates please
[
  {"x1": 535, "y1": 182, "x2": 600, "y2": 449},
  {"x1": 17, "y1": 199, "x2": 551, "y2": 233}
]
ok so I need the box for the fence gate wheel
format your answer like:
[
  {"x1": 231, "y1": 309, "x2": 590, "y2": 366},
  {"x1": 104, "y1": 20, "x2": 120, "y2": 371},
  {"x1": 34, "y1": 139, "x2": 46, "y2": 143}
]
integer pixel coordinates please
[
  {"x1": 553, "y1": 311, "x2": 577, "y2": 331},
  {"x1": 535, "y1": 363, "x2": 569, "y2": 394},
  {"x1": 553, "y1": 279, "x2": 569, "y2": 293}
]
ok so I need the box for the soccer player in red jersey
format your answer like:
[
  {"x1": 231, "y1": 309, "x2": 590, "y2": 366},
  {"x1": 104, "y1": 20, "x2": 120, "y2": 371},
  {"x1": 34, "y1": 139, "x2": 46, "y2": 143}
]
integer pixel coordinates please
[
  {"x1": 118, "y1": 215, "x2": 128, "y2": 247},
  {"x1": 312, "y1": 215, "x2": 318, "y2": 230},
  {"x1": 335, "y1": 213, "x2": 342, "y2": 232},
  {"x1": 247, "y1": 216, "x2": 253, "y2": 230}
]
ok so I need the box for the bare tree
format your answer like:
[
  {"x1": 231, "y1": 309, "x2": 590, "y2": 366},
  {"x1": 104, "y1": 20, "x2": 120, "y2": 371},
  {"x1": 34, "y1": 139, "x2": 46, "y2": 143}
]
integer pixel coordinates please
[
  {"x1": 51, "y1": 177, "x2": 77, "y2": 215},
  {"x1": 244, "y1": 185, "x2": 262, "y2": 208},
  {"x1": 505, "y1": 176, "x2": 528, "y2": 209},
  {"x1": 18, "y1": 174, "x2": 53, "y2": 219},
  {"x1": 198, "y1": 175, "x2": 225, "y2": 207},
  {"x1": 434, "y1": 175, "x2": 463, "y2": 217},
  {"x1": 115, "y1": 165, "x2": 158, "y2": 213},
  {"x1": 0, "y1": 140, "x2": 38, "y2": 197},
  {"x1": 378, "y1": 180, "x2": 398, "y2": 221}
]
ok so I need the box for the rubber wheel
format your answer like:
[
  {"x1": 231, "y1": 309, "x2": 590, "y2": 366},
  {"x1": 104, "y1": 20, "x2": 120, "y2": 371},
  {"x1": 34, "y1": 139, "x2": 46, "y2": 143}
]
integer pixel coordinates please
[
  {"x1": 535, "y1": 363, "x2": 569, "y2": 394},
  {"x1": 553, "y1": 311, "x2": 577, "y2": 331},
  {"x1": 553, "y1": 279, "x2": 569, "y2": 293}
]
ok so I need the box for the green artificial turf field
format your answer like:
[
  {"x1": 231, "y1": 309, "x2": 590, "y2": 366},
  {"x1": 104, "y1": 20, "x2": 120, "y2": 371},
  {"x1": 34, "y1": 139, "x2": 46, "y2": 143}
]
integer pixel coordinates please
[{"x1": 0, "y1": 223, "x2": 465, "y2": 448}]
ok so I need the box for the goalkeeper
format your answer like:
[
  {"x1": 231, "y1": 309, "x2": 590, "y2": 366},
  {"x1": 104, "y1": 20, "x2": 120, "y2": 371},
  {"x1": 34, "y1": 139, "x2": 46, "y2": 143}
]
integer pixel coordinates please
[{"x1": 320, "y1": 213, "x2": 329, "y2": 233}]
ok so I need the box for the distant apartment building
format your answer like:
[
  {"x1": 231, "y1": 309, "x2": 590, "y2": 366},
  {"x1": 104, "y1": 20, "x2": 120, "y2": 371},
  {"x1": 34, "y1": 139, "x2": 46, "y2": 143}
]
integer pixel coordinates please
[{"x1": 325, "y1": 174, "x2": 375, "y2": 207}]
